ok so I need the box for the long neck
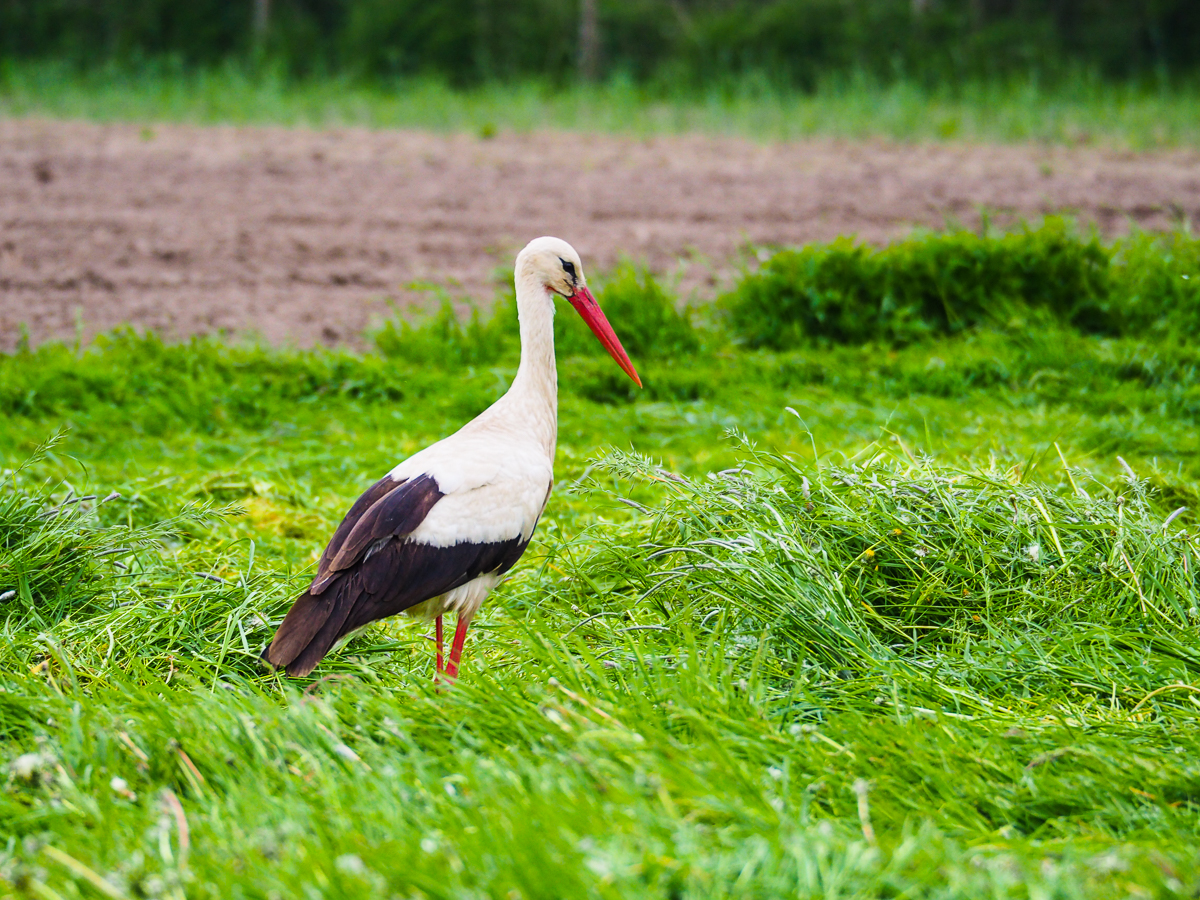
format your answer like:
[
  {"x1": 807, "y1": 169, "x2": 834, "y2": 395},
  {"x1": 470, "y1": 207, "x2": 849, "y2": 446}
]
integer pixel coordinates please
[{"x1": 503, "y1": 272, "x2": 558, "y2": 455}]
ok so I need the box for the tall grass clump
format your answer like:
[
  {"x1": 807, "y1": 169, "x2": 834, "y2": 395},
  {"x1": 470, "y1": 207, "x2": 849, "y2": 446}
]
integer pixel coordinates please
[
  {"x1": 570, "y1": 442, "x2": 1200, "y2": 714},
  {"x1": 0, "y1": 433, "x2": 283, "y2": 684},
  {"x1": 0, "y1": 432, "x2": 163, "y2": 627},
  {"x1": 724, "y1": 222, "x2": 1200, "y2": 348},
  {"x1": 1109, "y1": 230, "x2": 1200, "y2": 333}
]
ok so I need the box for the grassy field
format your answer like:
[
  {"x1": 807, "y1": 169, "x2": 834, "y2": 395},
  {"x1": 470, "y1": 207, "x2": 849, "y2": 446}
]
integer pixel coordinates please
[
  {"x1": 4, "y1": 61, "x2": 1200, "y2": 148},
  {"x1": 3, "y1": 225, "x2": 1200, "y2": 897}
]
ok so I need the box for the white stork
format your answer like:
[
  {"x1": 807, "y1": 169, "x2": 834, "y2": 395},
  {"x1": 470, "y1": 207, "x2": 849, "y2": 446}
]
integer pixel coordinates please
[{"x1": 264, "y1": 236, "x2": 641, "y2": 679}]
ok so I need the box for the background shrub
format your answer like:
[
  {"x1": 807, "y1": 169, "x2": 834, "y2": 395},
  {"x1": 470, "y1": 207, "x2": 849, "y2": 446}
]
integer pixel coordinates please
[{"x1": 722, "y1": 223, "x2": 1200, "y2": 349}]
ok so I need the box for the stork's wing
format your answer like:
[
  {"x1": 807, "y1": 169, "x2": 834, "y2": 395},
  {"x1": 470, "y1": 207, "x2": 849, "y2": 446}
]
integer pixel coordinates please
[
  {"x1": 309, "y1": 473, "x2": 443, "y2": 594},
  {"x1": 263, "y1": 472, "x2": 536, "y2": 677}
]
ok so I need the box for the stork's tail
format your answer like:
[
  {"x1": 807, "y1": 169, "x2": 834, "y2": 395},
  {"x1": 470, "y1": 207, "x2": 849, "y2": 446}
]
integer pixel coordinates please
[{"x1": 263, "y1": 581, "x2": 361, "y2": 677}]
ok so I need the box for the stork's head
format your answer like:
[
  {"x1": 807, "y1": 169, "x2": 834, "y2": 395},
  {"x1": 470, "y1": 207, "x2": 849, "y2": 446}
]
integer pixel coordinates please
[{"x1": 516, "y1": 236, "x2": 642, "y2": 388}]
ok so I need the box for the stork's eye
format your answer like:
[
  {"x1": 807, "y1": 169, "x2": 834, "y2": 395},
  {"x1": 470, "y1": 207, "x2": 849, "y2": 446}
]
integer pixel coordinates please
[{"x1": 560, "y1": 259, "x2": 577, "y2": 280}]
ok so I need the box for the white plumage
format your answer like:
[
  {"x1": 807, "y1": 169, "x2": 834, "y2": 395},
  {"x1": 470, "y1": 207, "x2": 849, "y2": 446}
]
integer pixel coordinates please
[
  {"x1": 391, "y1": 425, "x2": 554, "y2": 549},
  {"x1": 264, "y1": 236, "x2": 640, "y2": 679}
]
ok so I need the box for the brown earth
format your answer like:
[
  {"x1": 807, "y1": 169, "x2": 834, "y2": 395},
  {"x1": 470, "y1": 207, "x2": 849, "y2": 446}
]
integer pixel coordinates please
[{"x1": 2, "y1": 118, "x2": 1199, "y2": 351}]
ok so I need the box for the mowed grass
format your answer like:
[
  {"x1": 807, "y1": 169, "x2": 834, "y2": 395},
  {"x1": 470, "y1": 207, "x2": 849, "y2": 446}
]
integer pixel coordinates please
[
  {"x1": 3, "y1": 228, "x2": 1200, "y2": 897},
  {"x1": 4, "y1": 60, "x2": 1200, "y2": 148}
]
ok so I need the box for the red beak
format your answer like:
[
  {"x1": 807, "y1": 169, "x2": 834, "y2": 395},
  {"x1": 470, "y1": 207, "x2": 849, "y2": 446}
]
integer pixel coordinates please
[{"x1": 568, "y1": 286, "x2": 642, "y2": 388}]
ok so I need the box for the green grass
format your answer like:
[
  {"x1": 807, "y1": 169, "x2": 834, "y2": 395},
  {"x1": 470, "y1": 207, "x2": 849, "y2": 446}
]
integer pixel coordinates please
[
  {"x1": 5, "y1": 60, "x2": 1200, "y2": 148},
  {"x1": 3, "y1": 230, "x2": 1200, "y2": 897}
]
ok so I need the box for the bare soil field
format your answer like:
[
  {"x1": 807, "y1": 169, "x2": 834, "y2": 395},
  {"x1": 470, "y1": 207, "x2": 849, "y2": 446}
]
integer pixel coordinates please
[{"x1": 2, "y1": 118, "x2": 1198, "y2": 350}]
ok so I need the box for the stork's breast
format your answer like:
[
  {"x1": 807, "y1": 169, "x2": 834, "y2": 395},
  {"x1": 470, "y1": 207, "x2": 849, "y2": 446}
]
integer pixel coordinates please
[{"x1": 408, "y1": 472, "x2": 551, "y2": 548}]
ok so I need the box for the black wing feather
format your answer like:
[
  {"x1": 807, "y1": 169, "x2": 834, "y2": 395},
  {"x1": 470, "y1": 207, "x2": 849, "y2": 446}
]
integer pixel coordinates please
[
  {"x1": 310, "y1": 475, "x2": 399, "y2": 589},
  {"x1": 266, "y1": 473, "x2": 441, "y2": 672},
  {"x1": 268, "y1": 535, "x2": 531, "y2": 677},
  {"x1": 333, "y1": 535, "x2": 529, "y2": 642},
  {"x1": 264, "y1": 472, "x2": 536, "y2": 677},
  {"x1": 311, "y1": 473, "x2": 442, "y2": 594}
]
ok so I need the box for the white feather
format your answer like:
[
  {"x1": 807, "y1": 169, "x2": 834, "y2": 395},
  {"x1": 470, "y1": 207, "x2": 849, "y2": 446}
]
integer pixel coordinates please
[{"x1": 389, "y1": 426, "x2": 553, "y2": 548}]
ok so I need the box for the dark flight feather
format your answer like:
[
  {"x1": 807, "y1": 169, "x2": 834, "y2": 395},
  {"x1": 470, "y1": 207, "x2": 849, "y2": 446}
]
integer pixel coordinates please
[
  {"x1": 311, "y1": 475, "x2": 399, "y2": 589},
  {"x1": 264, "y1": 472, "x2": 535, "y2": 676},
  {"x1": 310, "y1": 473, "x2": 443, "y2": 594},
  {"x1": 268, "y1": 534, "x2": 531, "y2": 676},
  {"x1": 266, "y1": 474, "x2": 441, "y2": 671}
]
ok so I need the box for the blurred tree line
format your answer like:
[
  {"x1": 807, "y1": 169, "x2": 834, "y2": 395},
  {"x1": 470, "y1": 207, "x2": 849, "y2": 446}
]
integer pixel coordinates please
[{"x1": 1, "y1": 0, "x2": 1197, "y2": 87}]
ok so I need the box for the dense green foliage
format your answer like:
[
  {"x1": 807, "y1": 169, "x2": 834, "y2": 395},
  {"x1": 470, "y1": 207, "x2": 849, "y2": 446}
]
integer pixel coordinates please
[
  {"x1": 3, "y1": 0, "x2": 1199, "y2": 86},
  {"x1": 3, "y1": 226, "x2": 1200, "y2": 896},
  {"x1": 595, "y1": 446, "x2": 1200, "y2": 682},
  {"x1": 723, "y1": 223, "x2": 1200, "y2": 348},
  {"x1": 7, "y1": 61, "x2": 1200, "y2": 148}
]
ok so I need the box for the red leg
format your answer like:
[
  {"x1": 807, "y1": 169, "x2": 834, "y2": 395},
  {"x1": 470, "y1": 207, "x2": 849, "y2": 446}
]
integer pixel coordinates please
[
  {"x1": 444, "y1": 614, "x2": 472, "y2": 681},
  {"x1": 435, "y1": 614, "x2": 444, "y2": 675}
]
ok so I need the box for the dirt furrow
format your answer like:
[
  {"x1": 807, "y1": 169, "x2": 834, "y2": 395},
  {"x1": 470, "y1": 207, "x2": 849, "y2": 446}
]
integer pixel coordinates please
[{"x1": 2, "y1": 119, "x2": 1198, "y2": 349}]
